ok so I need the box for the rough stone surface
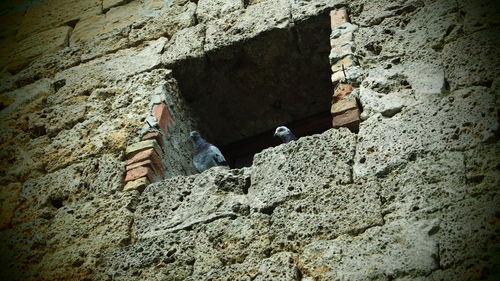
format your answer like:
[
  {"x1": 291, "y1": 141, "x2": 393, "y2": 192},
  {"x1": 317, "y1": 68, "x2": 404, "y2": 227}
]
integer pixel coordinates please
[
  {"x1": 196, "y1": 0, "x2": 244, "y2": 24},
  {"x1": 299, "y1": 219, "x2": 440, "y2": 280},
  {"x1": 4, "y1": 26, "x2": 72, "y2": 72},
  {"x1": 0, "y1": 0, "x2": 499, "y2": 280},
  {"x1": 248, "y1": 129, "x2": 356, "y2": 212},
  {"x1": 204, "y1": 0, "x2": 291, "y2": 53},
  {"x1": 17, "y1": 0, "x2": 102, "y2": 39},
  {"x1": 354, "y1": 86, "x2": 497, "y2": 179}
]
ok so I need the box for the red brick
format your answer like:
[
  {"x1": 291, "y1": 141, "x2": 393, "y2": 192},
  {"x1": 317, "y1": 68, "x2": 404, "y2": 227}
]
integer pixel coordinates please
[
  {"x1": 330, "y1": 9, "x2": 349, "y2": 30},
  {"x1": 331, "y1": 97, "x2": 357, "y2": 114},
  {"x1": 333, "y1": 83, "x2": 354, "y2": 102},
  {"x1": 142, "y1": 131, "x2": 164, "y2": 149},
  {"x1": 125, "y1": 166, "x2": 158, "y2": 183},
  {"x1": 332, "y1": 108, "x2": 361, "y2": 132},
  {"x1": 126, "y1": 159, "x2": 165, "y2": 179},
  {"x1": 126, "y1": 148, "x2": 165, "y2": 178},
  {"x1": 126, "y1": 148, "x2": 155, "y2": 165},
  {"x1": 152, "y1": 103, "x2": 173, "y2": 133}
]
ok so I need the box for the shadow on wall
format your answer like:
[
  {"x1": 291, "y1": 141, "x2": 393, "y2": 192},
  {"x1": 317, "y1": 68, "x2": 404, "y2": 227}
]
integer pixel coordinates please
[
  {"x1": 0, "y1": 0, "x2": 48, "y2": 17},
  {"x1": 172, "y1": 11, "x2": 334, "y2": 168}
]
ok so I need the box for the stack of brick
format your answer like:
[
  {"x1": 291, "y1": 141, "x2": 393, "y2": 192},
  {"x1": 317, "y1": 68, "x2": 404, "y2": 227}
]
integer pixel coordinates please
[
  {"x1": 329, "y1": 8, "x2": 363, "y2": 132},
  {"x1": 123, "y1": 96, "x2": 174, "y2": 192}
]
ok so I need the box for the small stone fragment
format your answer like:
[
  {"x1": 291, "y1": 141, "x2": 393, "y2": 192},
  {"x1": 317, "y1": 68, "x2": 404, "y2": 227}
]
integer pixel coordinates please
[{"x1": 123, "y1": 177, "x2": 150, "y2": 192}]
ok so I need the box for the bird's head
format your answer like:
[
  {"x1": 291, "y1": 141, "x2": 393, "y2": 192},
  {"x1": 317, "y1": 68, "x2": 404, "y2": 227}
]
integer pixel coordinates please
[
  {"x1": 189, "y1": 130, "x2": 201, "y2": 141},
  {"x1": 274, "y1": 126, "x2": 291, "y2": 137}
]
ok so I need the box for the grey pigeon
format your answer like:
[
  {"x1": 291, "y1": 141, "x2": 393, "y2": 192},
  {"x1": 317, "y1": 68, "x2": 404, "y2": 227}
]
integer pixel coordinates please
[
  {"x1": 274, "y1": 126, "x2": 297, "y2": 143},
  {"x1": 190, "y1": 131, "x2": 229, "y2": 172}
]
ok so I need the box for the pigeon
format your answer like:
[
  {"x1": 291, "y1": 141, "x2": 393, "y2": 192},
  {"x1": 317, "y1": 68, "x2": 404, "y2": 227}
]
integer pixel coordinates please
[
  {"x1": 274, "y1": 126, "x2": 297, "y2": 143},
  {"x1": 190, "y1": 131, "x2": 229, "y2": 172}
]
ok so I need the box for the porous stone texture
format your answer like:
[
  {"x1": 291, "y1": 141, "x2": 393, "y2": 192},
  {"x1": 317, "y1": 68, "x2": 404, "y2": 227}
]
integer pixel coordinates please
[{"x1": 0, "y1": 0, "x2": 499, "y2": 280}]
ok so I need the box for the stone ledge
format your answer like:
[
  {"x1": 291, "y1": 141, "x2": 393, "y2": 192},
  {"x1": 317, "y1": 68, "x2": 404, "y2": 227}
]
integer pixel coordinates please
[
  {"x1": 16, "y1": 0, "x2": 102, "y2": 40},
  {"x1": 3, "y1": 26, "x2": 72, "y2": 72}
]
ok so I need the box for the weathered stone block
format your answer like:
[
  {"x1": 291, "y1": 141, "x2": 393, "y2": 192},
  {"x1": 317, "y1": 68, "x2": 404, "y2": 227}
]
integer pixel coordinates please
[
  {"x1": 134, "y1": 167, "x2": 251, "y2": 239},
  {"x1": 299, "y1": 219, "x2": 439, "y2": 280},
  {"x1": 69, "y1": 15, "x2": 106, "y2": 46},
  {"x1": 126, "y1": 140, "x2": 162, "y2": 159},
  {"x1": 354, "y1": 86, "x2": 497, "y2": 179},
  {"x1": 6, "y1": 26, "x2": 72, "y2": 72},
  {"x1": 330, "y1": 8, "x2": 349, "y2": 30},
  {"x1": 69, "y1": 1, "x2": 141, "y2": 46},
  {"x1": 332, "y1": 83, "x2": 354, "y2": 102},
  {"x1": 331, "y1": 65, "x2": 363, "y2": 84},
  {"x1": 205, "y1": 0, "x2": 291, "y2": 53},
  {"x1": 331, "y1": 70, "x2": 345, "y2": 83},
  {"x1": 54, "y1": 37, "x2": 166, "y2": 98},
  {"x1": 142, "y1": 0, "x2": 165, "y2": 11},
  {"x1": 196, "y1": 0, "x2": 244, "y2": 24},
  {"x1": 291, "y1": 0, "x2": 345, "y2": 22},
  {"x1": 162, "y1": 24, "x2": 206, "y2": 66},
  {"x1": 17, "y1": 0, "x2": 102, "y2": 39},
  {"x1": 128, "y1": 2, "x2": 196, "y2": 43},
  {"x1": 331, "y1": 97, "x2": 357, "y2": 114},
  {"x1": 103, "y1": 0, "x2": 133, "y2": 11},
  {"x1": 332, "y1": 108, "x2": 361, "y2": 132},
  {"x1": 330, "y1": 31, "x2": 353, "y2": 48},
  {"x1": 438, "y1": 193, "x2": 499, "y2": 268},
  {"x1": 330, "y1": 54, "x2": 354, "y2": 72},
  {"x1": 270, "y1": 182, "x2": 383, "y2": 252},
  {"x1": 330, "y1": 45, "x2": 355, "y2": 66},
  {"x1": 123, "y1": 177, "x2": 150, "y2": 192},
  {"x1": 102, "y1": 0, "x2": 142, "y2": 34},
  {"x1": 442, "y1": 29, "x2": 499, "y2": 91},
  {"x1": 152, "y1": 103, "x2": 173, "y2": 133},
  {"x1": 125, "y1": 166, "x2": 157, "y2": 182},
  {"x1": 249, "y1": 129, "x2": 356, "y2": 212},
  {"x1": 330, "y1": 22, "x2": 358, "y2": 40}
]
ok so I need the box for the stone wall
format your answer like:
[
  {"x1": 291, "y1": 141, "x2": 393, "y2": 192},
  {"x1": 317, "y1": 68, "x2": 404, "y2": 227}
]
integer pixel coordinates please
[{"x1": 0, "y1": 0, "x2": 498, "y2": 280}]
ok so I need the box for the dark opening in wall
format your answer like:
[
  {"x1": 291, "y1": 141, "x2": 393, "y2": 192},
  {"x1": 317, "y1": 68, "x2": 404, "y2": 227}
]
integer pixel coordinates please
[{"x1": 171, "y1": 12, "x2": 333, "y2": 168}]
